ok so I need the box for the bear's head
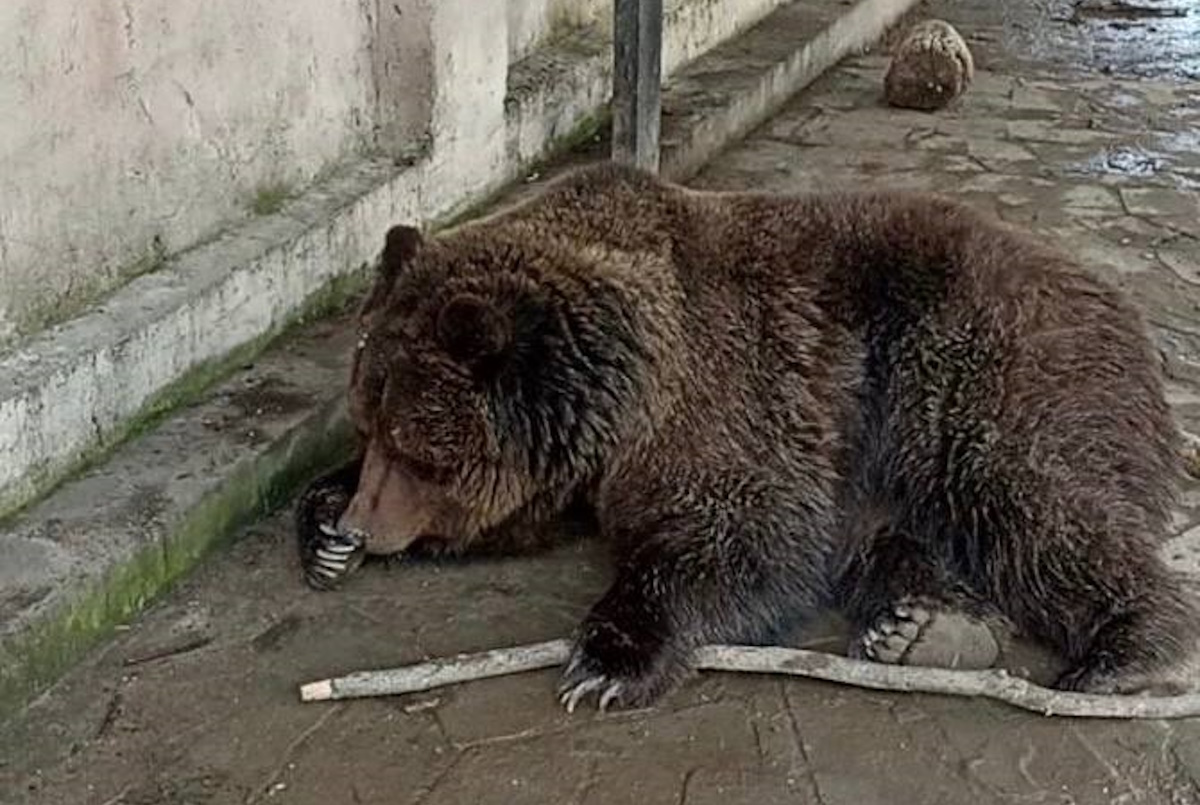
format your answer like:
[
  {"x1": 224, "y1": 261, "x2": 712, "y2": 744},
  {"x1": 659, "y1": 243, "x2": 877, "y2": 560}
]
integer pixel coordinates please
[{"x1": 336, "y1": 223, "x2": 647, "y2": 556}]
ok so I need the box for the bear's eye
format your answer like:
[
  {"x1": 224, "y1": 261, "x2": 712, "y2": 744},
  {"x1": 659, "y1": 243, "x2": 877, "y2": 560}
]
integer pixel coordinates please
[
  {"x1": 384, "y1": 426, "x2": 457, "y2": 484},
  {"x1": 399, "y1": 452, "x2": 454, "y2": 484}
]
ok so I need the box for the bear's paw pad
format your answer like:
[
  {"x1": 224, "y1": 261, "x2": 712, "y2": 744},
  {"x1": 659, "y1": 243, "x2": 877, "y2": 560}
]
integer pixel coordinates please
[{"x1": 852, "y1": 598, "x2": 999, "y2": 670}]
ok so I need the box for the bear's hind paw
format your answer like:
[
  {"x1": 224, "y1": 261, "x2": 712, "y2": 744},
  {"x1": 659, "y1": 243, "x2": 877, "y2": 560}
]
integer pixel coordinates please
[{"x1": 851, "y1": 598, "x2": 1000, "y2": 670}]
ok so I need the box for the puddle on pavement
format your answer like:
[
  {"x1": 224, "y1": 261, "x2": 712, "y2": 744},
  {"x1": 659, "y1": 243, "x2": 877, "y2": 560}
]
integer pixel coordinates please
[
  {"x1": 1005, "y1": 0, "x2": 1200, "y2": 80},
  {"x1": 1067, "y1": 136, "x2": 1200, "y2": 189},
  {"x1": 1071, "y1": 0, "x2": 1192, "y2": 20},
  {"x1": 1082, "y1": 145, "x2": 1165, "y2": 177}
]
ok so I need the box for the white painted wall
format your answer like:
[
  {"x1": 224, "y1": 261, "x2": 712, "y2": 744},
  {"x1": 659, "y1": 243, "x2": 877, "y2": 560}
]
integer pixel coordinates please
[
  {"x1": 0, "y1": 0, "x2": 793, "y2": 349},
  {"x1": 0, "y1": 0, "x2": 376, "y2": 344}
]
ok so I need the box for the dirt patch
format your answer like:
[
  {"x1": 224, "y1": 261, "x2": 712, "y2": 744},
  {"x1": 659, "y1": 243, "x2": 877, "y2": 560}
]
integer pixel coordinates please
[
  {"x1": 223, "y1": 377, "x2": 314, "y2": 420},
  {"x1": 200, "y1": 376, "x2": 317, "y2": 445},
  {"x1": 251, "y1": 612, "x2": 306, "y2": 653},
  {"x1": 0, "y1": 586, "x2": 51, "y2": 623}
]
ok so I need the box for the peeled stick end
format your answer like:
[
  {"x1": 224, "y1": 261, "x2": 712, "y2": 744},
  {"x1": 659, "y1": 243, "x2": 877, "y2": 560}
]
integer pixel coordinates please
[{"x1": 300, "y1": 679, "x2": 334, "y2": 702}]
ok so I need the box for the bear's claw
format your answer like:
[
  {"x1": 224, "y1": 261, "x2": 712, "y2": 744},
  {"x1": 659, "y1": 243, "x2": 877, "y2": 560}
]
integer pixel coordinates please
[
  {"x1": 557, "y1": 618, "x2": 688, "y2": 712},
  {"x1": 303, "y1": 528, "x2": 365, "y2": 590},
  {"x1": 558, "y1": 676, "x2": 608, "y2": 713},
  {"x1": 557, "y1": 674, "x2": 627, "y2": 714}
]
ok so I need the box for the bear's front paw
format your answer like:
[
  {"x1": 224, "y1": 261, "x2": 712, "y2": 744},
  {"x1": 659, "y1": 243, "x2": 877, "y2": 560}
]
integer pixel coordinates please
[
  {"x1": 303, "y1": 527, "x2": 366, "y2": 590},
  {"x1": 296, "y1": 472, "x2": 365, "y2": 590},
  {"x1": 557, "y1": 617, "x2": 689, "y2": 713}
]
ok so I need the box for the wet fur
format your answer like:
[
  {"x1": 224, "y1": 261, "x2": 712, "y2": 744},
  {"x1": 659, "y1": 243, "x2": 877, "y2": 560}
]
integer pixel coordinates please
[{"x1": 299, "y1": 163, "x2": 1197, "y2": 707}]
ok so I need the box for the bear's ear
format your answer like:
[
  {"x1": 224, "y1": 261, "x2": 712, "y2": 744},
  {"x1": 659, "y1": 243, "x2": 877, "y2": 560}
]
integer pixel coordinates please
[
  {"x1": 380, "y1": 224, "x2": 423, "y2": 277},
  {"x1": 437, "y1": 294, "x2": 511, "y2": 366}
]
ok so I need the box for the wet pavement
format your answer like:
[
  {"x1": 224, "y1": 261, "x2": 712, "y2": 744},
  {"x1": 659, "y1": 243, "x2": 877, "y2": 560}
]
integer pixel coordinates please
[
  {"x1": 1006, "y1": 0, "x2": 1200, "y2": 82},
  {"x1": 4, "y1": 0, "x2": 1200, "y2": 802}
]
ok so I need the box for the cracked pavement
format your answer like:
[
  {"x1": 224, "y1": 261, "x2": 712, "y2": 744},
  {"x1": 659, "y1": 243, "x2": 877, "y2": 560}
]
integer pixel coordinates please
[{"x1": 4, "y1": 0, "x2": 1200, "y2": 802}]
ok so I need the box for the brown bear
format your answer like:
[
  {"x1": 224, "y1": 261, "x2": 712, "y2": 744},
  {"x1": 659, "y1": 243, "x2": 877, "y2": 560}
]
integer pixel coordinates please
[{"x1": 296, "y1": 163, "x2": 1197, "y2": 710}]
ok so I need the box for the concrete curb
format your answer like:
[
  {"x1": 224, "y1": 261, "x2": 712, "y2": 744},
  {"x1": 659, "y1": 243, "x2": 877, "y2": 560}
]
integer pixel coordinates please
[
  {"x1": 0, "y1": 0, "x2": 919, "y2": 723},
  {"x1": 662, "y1": 0, "x2": 917, "y2": 178},
  {"x1": 0, "y1": 318, "x2": 359, "y2": 720}
]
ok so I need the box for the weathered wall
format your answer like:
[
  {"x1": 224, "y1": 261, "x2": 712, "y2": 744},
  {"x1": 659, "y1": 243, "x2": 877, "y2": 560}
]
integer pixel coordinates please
[
  {"x1": 0, "y1": 0, "x2": 377, "y2": 344},
  {"x1": 509, "y1": 0, "x2": 601, "y2": 62},
  {"x1": 0, "y1": 0, "x2": 793, "y2": 348},
  {"x1": 665, "y1": 0, "x2": 791, "y2": 69},
  {"x1": 507, "y1": 0, "x2": 790, "y2": 69}
]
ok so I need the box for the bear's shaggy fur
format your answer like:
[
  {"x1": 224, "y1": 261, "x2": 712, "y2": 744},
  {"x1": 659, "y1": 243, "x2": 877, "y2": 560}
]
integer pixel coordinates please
[{"x1": 298, "y1": 163, "x2": 1196, "y2": 709}]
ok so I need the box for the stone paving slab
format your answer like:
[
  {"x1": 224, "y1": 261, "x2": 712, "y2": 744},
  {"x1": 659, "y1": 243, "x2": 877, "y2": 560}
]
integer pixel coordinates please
[{"x1": 5, "y1": 1, "x2": 1200, "y2": 803}]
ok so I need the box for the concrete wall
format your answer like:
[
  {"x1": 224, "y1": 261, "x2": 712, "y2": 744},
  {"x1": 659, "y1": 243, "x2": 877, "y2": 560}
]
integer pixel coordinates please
[
  {"x1": 0, "y1": 0, "x2": 379, "y2": 345},
  {"x1": 0, "y1": 0, "x2": 794, "y2": 348}
]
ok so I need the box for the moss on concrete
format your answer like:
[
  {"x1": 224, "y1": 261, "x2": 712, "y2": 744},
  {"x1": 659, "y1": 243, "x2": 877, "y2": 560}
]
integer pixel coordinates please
[
  {"x1": 250, "y1": 183, "x2": 297, "y2": 216},
  {"x1": 0, "y1": 396, "x2": 355, "y2": 722},
  {"x1": 0, "y1": 263, "x2": 368, "y2": 719},
  {"x1": 547, "y1": 109, "x2": 610, "y2": 157}
]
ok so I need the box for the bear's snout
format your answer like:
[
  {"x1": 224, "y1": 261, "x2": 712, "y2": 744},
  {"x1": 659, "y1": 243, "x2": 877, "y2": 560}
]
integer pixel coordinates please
[{"x1": 336, "y1": 441, "x2": 438, "y2": 555}]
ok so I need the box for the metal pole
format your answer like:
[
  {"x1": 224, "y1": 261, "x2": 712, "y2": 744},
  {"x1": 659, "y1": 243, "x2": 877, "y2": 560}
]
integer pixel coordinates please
[{"x1": 612, "y1": 0, "x2": 663, "y2": 173}]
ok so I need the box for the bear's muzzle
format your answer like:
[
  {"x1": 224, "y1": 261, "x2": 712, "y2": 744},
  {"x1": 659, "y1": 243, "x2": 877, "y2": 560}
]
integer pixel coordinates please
[{"x1": 337, "y1": 440, "x2": 450, "y2": 555}]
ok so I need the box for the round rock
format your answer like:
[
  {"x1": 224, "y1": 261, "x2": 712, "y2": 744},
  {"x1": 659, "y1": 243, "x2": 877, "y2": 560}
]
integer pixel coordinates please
[{"x1": 885, "y1": 19, "x2": 975, "y2": 111}]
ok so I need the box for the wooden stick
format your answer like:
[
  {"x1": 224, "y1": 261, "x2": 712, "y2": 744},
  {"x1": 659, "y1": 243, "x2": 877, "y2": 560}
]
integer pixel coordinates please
[
  {"x1": 693, "y1": 645, "x2": 1200, "y2": 719},
  {"x1": 299, "y1": 639, "x2": 1200, "y2": 719},
  {"x1": 299, "y1": 640, "x2": 571, "y2": 703}
]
